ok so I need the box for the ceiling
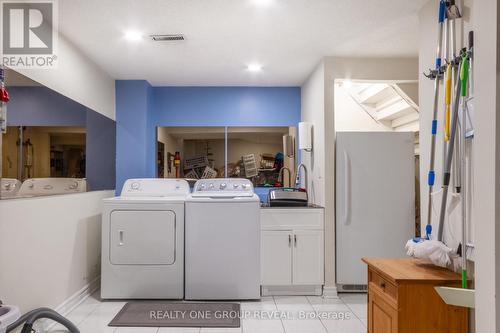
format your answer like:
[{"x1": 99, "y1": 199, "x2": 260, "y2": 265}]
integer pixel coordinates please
[{"x1": 58, "y1": 0, "x2": 426, "y2": 86}]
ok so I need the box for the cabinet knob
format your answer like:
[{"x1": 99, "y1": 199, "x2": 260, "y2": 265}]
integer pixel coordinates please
[{"x1": 288, "y1": 234, "x2": 292, "y2": 246}]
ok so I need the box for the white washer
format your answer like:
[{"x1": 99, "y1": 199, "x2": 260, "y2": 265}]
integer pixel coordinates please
[
  {"x1": 185, "y1": 178, "x2": 260, "y2": 300},
  {"x1": 1, "y1": 178, "x2": 22, "y2": 198},
  {"x1": 101, "y1": 178, "x2": 189, "y2": 299}
]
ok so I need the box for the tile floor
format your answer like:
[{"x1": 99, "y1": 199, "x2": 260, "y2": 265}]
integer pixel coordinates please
[{"x1": 49, "y1": 292, "x2": 367, "y2": 333}]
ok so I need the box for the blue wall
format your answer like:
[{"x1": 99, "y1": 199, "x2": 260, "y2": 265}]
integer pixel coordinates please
[
  {"x1": 7, "y1": 86, "x2": 87, "y2": 126},
  {"x1": 152, "y1": 87, "x2": 301, "y2": 126},
  {"x1": 115, "y1": 80, "x2": 154, "y2": 192},
  {"x1": 86, "y1": 111, "x2": 116, "y2": 191},
  {"x1": 115, "y1": 82, "x2": 301, "y2": 192}
]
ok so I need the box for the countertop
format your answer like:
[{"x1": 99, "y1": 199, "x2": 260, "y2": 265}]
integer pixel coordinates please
[
  {"x1": 362, "y1": 257, "x2": 463, "y2": 283},
  {"x1": 260, "y1": 204, "x2": 324, "y2": 209}
]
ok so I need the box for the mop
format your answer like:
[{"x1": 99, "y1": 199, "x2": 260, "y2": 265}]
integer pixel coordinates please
[
  {"x1": 458, "y1": 37, "x2": 472, "y2": 288},
  {"x1": 406, "y1": 54, "x2": 462, "y2": 267},
  {"x1": 447, "y1": 0, "x2": 463, "y2": 197},
  {"x1": 406, "y1": 0, "x2": 454, "y2": 267},
  {"x1": 406, "y1": 0, "x2": 469, "y2": 268},
  {"x1": 423, "y1": 0, "x2": 447, "y2": 241},
  {"x1": 437, "y1": 51, "x2": 468, "y2": 242}
]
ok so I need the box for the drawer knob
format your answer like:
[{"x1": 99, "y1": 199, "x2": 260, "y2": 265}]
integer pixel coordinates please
[{"x1": 380, "y1": 282, "x2": 386, "y2": 289}]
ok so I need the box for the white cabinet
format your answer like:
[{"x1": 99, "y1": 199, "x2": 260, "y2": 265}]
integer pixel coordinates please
[
  {"x1": 261, "y1": 231, "x2": 292, "y2": 285},
  {"x1": 293, "y1": 230, "x2": 324, "y2": 285},
  {"x1": 260, "y1": 208, "x2": 324, "y2": 295}
]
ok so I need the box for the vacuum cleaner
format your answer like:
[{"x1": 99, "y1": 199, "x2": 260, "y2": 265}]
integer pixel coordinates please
[{"x1": 0, "y1": 301, "x2": 79, "y2": 333}]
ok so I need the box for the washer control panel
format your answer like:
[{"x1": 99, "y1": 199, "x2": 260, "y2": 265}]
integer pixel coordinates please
[{"x1": 192, "y1": 178, "x2": 254, "y2": 196}]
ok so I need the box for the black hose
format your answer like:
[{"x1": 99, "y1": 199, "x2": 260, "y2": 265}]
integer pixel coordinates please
[
  {"x1": 6, "y1": 307, "x2": 46, "y2": 332},
  {"x1": 7, "y1": 307, "x2": 79, "y2": 333}
]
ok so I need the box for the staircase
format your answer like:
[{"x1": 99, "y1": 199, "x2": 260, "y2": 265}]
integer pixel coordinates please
[{"x1": 346, "y1": 82, "x2": 419, "y2": 133}]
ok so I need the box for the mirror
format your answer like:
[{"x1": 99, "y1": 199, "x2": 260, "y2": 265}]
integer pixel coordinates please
[
  {"x1": 227, "y1": 127, "x2": 295, "y2": 187},
  {"x1": 0, "y1": 69, "x2": 116, "y2": 199},
  {"x1": 157, "y1": 127, "x2": 225, "y2": 180},
  {"x1": 156, "y1": 126, "x2": 296, "y2": 189}
]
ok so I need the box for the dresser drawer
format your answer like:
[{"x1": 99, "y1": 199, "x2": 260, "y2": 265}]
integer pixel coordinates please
[{"x1": 369, "y1": 269, "x2": 397, "y2": 302}]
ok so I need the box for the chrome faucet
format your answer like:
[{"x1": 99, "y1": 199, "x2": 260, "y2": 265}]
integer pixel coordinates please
[
  {"x1": 278, "y1": 167, "x2": 291, "y2": 187},
  {"x1": 295, "y1": 163, "x2": 308, "y2": 190}
]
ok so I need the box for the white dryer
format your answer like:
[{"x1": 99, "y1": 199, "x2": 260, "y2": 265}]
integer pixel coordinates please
[
  {"x1": 101, "y1": 178, "x2": 189, "y2": 299},
  {"x1": 17, "y1": 178, "x2": 87, "y2": 197},
  {"x1": 185, "y1": 178, "x2": 261, "y2": 300}
]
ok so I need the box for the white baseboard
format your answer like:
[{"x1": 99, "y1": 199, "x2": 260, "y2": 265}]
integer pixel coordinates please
[
  {"x1": 38, "y1": 276, "x2": 100, "y2": 332},
  {"x1": 261, "y1": 285, "x2": 323, "y2": 296},
  {"x1": 55, "y1": 276, "x2": 100, "y2": 316},
  {"x1": 322, "y1": 286, "x2": 339, "y2": 298}
]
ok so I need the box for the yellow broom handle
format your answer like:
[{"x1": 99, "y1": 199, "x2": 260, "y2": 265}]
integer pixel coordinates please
[{"x1": 445, "y1": 63, "x2": 452, "y2": 141}]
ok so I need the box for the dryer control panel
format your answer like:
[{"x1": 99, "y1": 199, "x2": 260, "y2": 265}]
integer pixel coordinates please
[
  {"x1": 121, "y1": 178, "x2": 190, "y2": 197},
  {"x1": 192, "y1": 178, "x2": 254, "y2": 197}
]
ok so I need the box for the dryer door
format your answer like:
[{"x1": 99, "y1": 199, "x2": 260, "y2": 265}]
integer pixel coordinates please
[{"x1": 110, "y1": 210, "x2": 176, "y2": 265}]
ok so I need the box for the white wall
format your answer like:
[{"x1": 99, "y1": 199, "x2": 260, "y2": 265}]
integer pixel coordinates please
[
  {"x1": 0, "y1": 22, "x2": 117, "y2": 316},
  {"x1": 334, "y1": 85, "x2": 393, "y2": 132},
  {"x1": 0, "y1": 191, "x2": 114, "y2": 312},
  {"x1": 301, "y1": 57, "x2": 418, "y2": 295},
  {"x1": 419, "y1": 1, "x2": 500, "y2": 331},
  {"x1": 15, "y1": 34, "x2": 116, "y2": 120},
  {"x1": 469, "y1": 0, "x2": 500, "y2": 331},
  {"x1": 301, "y1": 62, "x2": 326, "y2": 207}
]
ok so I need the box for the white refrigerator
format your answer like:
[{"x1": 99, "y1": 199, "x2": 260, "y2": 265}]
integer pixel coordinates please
[{"x1": 336, "y1": 132, "x2": 414, "y2": 292}]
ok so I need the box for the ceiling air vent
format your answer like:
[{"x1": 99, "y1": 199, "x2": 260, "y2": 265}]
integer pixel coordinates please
[{"x1": 150, "y1": 34, "x2": 185, "y2": 41}]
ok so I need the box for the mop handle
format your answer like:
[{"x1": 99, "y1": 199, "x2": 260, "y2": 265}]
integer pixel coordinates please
[
  {"x1": 460, "y1": 55, "x2": 469, "y2": 97},
  {"x1": 438, "y1": 0, "x2": 446, "y2": 24},
  {"x1": 435, "y1": 0, "x2": 446, "y2": 69},
  {"x1": 445, "y1": 64, "x2": 452, "y2": 141}
]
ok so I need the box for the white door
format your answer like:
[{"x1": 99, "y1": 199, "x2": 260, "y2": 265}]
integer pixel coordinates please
[
  {"x1": 292, "y1": 230, "x2": 324, "y2": 285},
  {"x1": 261, "y1": 230, "x2": 293, "y2": 285},
  {"x1": 336, "y1": 132, "x2": 414, "y2": 286},
  {"x1": 110, "y1": 210, "x2": 176, "y2": 265}
]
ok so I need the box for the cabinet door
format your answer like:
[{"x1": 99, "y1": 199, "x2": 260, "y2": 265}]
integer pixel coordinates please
[
  {"x1": 369, "y1": 291, "x2": 398, "y2": 333},
  {"x1": 261, "y1": 230, "x2": 292, "y2": 285},
  {"x1": 292, "y1": 230, "x2": 324, "y2": 285}
]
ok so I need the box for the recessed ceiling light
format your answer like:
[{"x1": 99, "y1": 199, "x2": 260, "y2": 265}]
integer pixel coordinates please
[
  {"x1": 247, "y1": 63, "x2": 263, "y2": 72},
  {"x1": 124, "y1": 30, "x2": 143, "y2": 42}
]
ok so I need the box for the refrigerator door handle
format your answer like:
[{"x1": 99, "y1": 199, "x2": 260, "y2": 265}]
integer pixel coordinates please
[{"x1": 343, "y1": 151, "x2": 351, "y2": 225}]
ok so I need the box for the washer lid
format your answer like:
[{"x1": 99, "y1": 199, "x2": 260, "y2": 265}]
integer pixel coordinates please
[{"x1": 187, "y1": 194, "x2": 260, "y2": 203}]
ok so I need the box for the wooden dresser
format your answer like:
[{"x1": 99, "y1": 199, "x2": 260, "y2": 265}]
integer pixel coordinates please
[{"x1": 362, "y1": 258, "x2": 468, "y2": 333}]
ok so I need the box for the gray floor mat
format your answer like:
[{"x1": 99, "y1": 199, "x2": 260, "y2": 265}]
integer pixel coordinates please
[{"x1": 109, "y1": 302, "x2": 240, "y2": 328}]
